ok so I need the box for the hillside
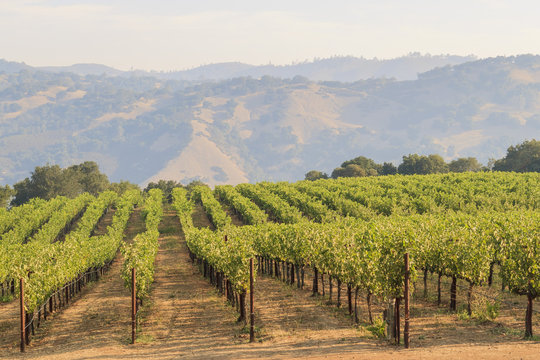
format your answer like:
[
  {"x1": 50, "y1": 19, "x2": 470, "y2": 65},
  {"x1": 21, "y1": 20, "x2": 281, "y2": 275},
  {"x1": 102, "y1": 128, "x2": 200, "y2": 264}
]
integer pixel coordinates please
[{"x1": 1, "y1": 55, "x2": 539, "y2": 186}]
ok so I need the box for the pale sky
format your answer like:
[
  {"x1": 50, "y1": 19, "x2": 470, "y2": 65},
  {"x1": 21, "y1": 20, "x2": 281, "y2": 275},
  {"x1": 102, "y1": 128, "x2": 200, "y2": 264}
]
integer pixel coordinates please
[{"x1": 1, "y1": 0, "x2": 539, "y2": 71}]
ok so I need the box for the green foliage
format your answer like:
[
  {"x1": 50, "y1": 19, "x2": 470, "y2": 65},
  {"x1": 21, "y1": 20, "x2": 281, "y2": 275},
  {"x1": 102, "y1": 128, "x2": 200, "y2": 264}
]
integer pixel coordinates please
[
  {"x1": 366, "y1": 316, "x2": 386, "y2": 338},
  {"x1": 7, "y1": 190, "x2": 143, "y2": 312},
  {"x1": 381, "y1": 162, "x2": 397, "y2": 175},
  {"x1": 325, "y1": 172, "x2": 539, "y2": 215},
  {"x1": 398, "y1": 154, "x2": 449, "y2": 175},
  {"x1": 296, "y1": 180, "x2": 376, "y2": 219},
  {"x1": 448, "y1": 157, "x2": 483, "y2": 172},
  {"x1": 144, "y1": 180, "x2": 183, "y2": 202},
  {"x1": 68, "y1": 162, "x2": 110, "y2": 195},
  {"x1": 185, "y1": 180, "x2": 209, "y2": 195},
  {"x1": 340, "y1": 156, "x2": 381, "y2": 175},
  {"x1": 331, "y1": 156, "x2": 383, "y2": 179},
  {"x1": 304, "y1": 170, "x2": 328, "y2": 181},
  {"x1": 11, "y1": 162, "x2": 110, "y2": 206},
  {"x1": 214, "y1": 185, "x2": 267, "y2": 225},
  {"x1": 341, "y1": 156, "x2": 381, "y2": 170},
  {"x1": 172, "y1": 187, "x2": 254, "y2": 292},
  {"x1": 190, "y1": 185, "x2": 231, "y2": 230},
  {"x1": 0, "y1": 185, "x2": 15, "y2": 208},
  {"x1": 122, "y1": 189, "x2": 163, "y2": 300},
  {"x1": 1, "y1": 196, "x2": 67, "y2": 246},
  {"x1": 493, "y1": 139, "x2": 540, "y2": 172},
  {"x1": 332, "y1": 164, "x2": 367, "y2": 178},
  {"x1": 3, "y1": 171, "x2": 538, "y2": 336},
  {"x1": 473, "y1": 298, "x2": 500, "y2": 322},
  {"x1": 261, "y1": 182, "x2": 338, "y2": 223},
  {"x1": 236, "y1": 183, "x2": 305, "y2": 224},
  {"x1": 498, "y1": 211, "x2": 540, "y2": 299},
  {"x1": 109, "y1": 180, "x2": 141, "y2": 195},
  {"x1": 309, "y1": 139, "x2": 537, "y2": 183},
  {"x1": 171, "y1": 187, "x2": 194, "y2": 229},
  {"x1": 329, "y1": 157, "x2": 398, "y2": 178}
]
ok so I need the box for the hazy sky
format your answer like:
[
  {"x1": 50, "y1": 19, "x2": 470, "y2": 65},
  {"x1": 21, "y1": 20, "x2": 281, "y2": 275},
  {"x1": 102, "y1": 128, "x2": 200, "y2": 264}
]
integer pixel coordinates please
[{"x1": 1, "y1": 0, "x2": 539, "y2": 71}]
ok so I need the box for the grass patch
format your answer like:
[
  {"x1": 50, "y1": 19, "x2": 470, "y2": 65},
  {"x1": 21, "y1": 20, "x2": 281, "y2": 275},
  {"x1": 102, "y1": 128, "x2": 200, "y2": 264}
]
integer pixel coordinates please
[
  {"x1": 240, "y1": 324, "x2": 262, "y2": 334},
  {"x1": 490, "y1": 324, "x2": 522, "y2": 337},
  {"x1": 163, "y1": 238, "x2": 177, "y2": 249},
  {"x1": 0, "y1": 322, "x2": 10, "y2": 333},
  {"x1": 237, "y1": 324, "x2": 267, "y2": 342},
  {"x1": 159, "y1": 226, "x2": 176, "y2": 235},
  {"x1": 491, "y1": 325, "x2": 540, "y2": 341},
  {"x1": 473, "y1": 298, "x2": 500, "y2": 322},
  {"x1": 136, "y1": 333, "x2": 155, "y2": 343},
  {"x1": 365, "y1": 315, "x2": 386, "y2": 339},
  {"x1": 457, "y1": 309, "x2": 470, "y2": 321},
  {"x1": 456, "y1": 297, "x2": 500, "y2": 324},
  {"x1": 0, "y1": 294, "x2": 14, "y2": 302}
]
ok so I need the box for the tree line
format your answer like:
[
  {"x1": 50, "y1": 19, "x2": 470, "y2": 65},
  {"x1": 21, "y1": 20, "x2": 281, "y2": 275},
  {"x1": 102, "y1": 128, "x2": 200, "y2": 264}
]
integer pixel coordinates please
[
  {"x1": 1, "y1": 139, "x2": 538, "y2": 208},
  {"x1": 305, "y1": 139, "x2": 540, "y2": 180},
  {"x1": 0, "y1": 161, "x2": 139, "y2": 207},
  {"x1": 0, "y1": 161, "x2": 208, "y2": 208}
]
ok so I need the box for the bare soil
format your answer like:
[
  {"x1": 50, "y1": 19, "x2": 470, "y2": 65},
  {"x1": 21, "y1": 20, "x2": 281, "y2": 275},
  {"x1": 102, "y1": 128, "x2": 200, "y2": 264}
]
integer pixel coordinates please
[
  {"x1": 220, "y1": 202, "x2": 244, "y2": 226},
  {"x1": 91, "y1": 206, "x2": 117, "y2": 236},
  {"x1": 191, "y1": 203, "x2": 215, "y2": 230},
  {"x1": 0, "y1": 292, "x2": 18, "y2": 351}
]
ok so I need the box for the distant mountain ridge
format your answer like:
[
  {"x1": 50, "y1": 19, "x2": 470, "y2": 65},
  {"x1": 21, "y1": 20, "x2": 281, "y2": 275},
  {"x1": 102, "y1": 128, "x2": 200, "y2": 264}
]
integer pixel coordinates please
[
  {"x1": 0, "y1": 55, "x2": 538, "y2": 186},
  {"x1": 0, "y1": 53, "x2": 476, "y2": 82},
  {"x1": 164, "y1": 54, "x2": 477, "y2": 82},
  {"x1": 39, "y1": 63, "x2": 124, "y2": 77}
]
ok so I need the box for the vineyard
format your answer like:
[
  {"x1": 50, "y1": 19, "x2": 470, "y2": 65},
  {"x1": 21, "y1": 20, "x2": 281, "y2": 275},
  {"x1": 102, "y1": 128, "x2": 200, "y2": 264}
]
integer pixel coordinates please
[{"x1": 0, "y1": 172, "x2": 539, "y2": 358}]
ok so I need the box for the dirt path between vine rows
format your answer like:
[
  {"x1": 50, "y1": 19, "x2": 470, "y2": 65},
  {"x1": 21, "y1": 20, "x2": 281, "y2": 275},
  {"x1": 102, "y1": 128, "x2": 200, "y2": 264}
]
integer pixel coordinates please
[{"x1": 0, "y1": 293, "x2": 19, "y2": 351}]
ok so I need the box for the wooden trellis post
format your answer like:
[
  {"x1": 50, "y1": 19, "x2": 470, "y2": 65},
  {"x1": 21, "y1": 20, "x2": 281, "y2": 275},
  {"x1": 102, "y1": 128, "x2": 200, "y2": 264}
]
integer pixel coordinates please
[
  {"x1": 404, "y1": 253, "x2": 410, "y2": 349},
  {"x1": 20, "y1": 278, "x2": 25, "y2": 353},
  {"x1": 249, "y1": 258, "x2": 255, "y2": 343},
  {"x1": 131, "y1": 268, "x2": 136, "y2": 344}
]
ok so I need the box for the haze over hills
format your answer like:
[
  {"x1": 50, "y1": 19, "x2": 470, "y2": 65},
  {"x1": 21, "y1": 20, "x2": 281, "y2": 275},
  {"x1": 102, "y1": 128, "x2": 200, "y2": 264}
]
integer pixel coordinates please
[
  {"x1": 0, "y1": 54, "x2": 538, "y2": 186},
  {"x1": 0, "y1": 53, "x2": 476, "y2": 82}
]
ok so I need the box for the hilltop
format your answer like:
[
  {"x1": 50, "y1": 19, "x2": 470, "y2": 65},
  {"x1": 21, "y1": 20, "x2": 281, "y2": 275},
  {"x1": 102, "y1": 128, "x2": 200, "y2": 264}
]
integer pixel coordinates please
[{"x1": 1, "y1": 54, "x2": 476, "y2": 82}]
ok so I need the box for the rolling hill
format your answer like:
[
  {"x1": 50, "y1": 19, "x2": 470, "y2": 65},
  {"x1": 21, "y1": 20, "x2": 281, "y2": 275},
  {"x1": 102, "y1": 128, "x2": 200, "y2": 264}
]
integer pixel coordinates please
[{"x1": 0, "y1": 55, "x2": 539, "y2": 186}]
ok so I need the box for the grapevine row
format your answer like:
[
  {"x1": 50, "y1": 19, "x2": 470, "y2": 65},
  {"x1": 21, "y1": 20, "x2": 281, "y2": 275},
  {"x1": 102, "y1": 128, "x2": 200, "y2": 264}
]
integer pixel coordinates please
[
  {"x1": 236, "y1": 183, "x2": 305, "y2": 224},
  {"x1": 295, "y1": 181, "x2": 376, "y2": 219},
  {"x1": 0, "y1": 198, "x2": 51, "y2": 235},
  {"x1": 214, "y1": 185, "x2": 267, "y2": 225},
  {"x1": 21, "y1": 191, "x2": 119, "y2": 312},
  {"x1": 1, "y1": 196, "x2": 67, "y2": 245},
  {"x1": 260, "y1": 181, "x2": 339, "y2": 223},
  {"x1": 190, "y1": 185, "x2": 231, "y2": 230},
  {"x1": 0, "y1": 194, "x2": 93, "y2": 299},
  {"x1": 173, "y1": 187, "x2": 253, "y2": 291},
  {"x1": 313, "y1": 172, "x2": 540, "y2": 215},
  {"x1": 19, "y1": 189, "x2": 141, "y2": 346},
  {"x1": 221, "y1": 175, "x2": 539, "y2": 336},
  {"x1": 122, "y1": 188, "x2": 163, "y2": 301}
]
